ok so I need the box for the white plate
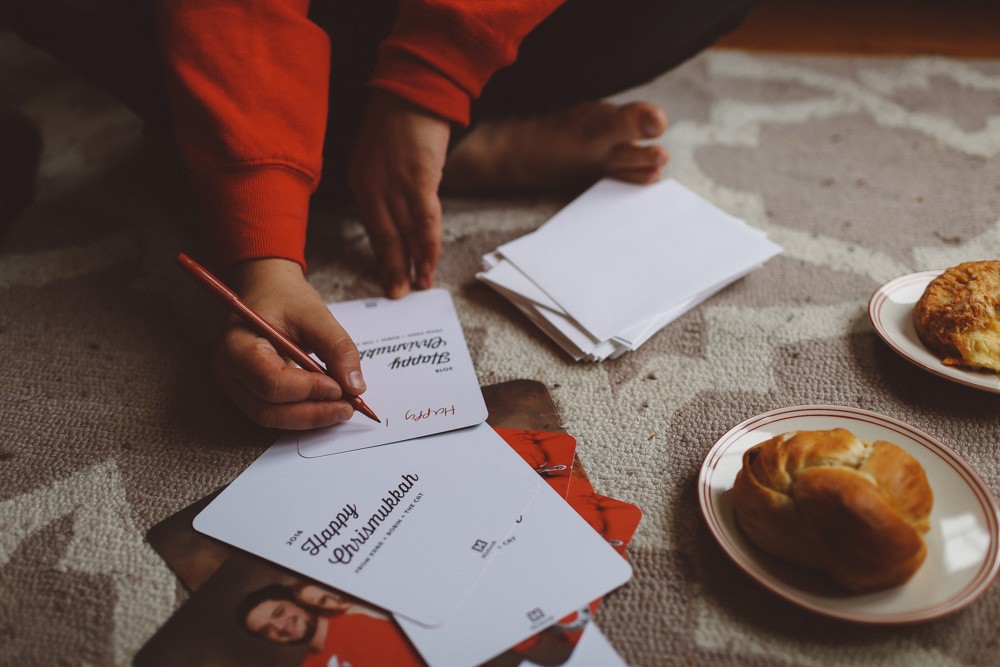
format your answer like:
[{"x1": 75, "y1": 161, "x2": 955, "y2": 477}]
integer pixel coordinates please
[
  {"x1": 698, "y1": 405, "x2": 1000, "y2": 624},
  {"x1": 868, "y1": 271, "x2": 1000, "y2": 393}
]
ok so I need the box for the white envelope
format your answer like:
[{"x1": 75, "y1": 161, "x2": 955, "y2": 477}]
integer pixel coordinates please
[
  {"x1": 478, "y1": 267, "x2": 601, "y2": 360},
  {"x1": 297, "y1": 288, "x2": 488, "y2": 457},
  {"x1": 497, "y1": 178, "x2": 782, "y2": 342},
  {"x1": 193, "y1": 423, "x2": 539, "y2": 626},
  {"x1": 396, "y1": 474, "x2": 633, "y2": 666},
  {"x1": 478, "y1": 258, "x2": 693, "y2": 360}
]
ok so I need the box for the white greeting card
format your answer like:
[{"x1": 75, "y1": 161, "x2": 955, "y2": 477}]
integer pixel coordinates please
[
  {"x1": 480, "y1": 178, "x2": 782, "y2": 360},
  {"x1": 297, "y1": 288, "x2": 488, "y2": 457},
  {"x1": 193, "y1": 423, "x2": 538, "y2": 626},
  {"x1": 396, "y1": 475, "x2": 633, "y2": 666}
]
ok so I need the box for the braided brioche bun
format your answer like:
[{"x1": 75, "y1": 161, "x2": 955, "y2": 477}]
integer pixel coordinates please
[
  {"x1": 913, "y1": 260, "x2": 1000, "y2": 372},
  {"x1": 731, "y1": 428, "x2": 933, "y2": 593}
]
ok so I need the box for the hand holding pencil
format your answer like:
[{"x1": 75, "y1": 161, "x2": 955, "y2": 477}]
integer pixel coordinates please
[{"x1": 177, "y1": 254, "x2": 378, "y2": 429}]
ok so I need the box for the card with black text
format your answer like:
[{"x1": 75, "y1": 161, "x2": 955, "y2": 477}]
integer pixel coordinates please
[
  {"x1": 396, "y1": 473, "x2": 633, "y2": 666},
  {"x1": 194, "y1": 423, "x2": 538, "y2": 626},
  {"x1": 297, "y1": 289, "x2": 488, "y2": 457}
]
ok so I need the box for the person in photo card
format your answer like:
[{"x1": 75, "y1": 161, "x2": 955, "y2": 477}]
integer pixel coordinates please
[
  {"x1": 292, "y1": 582, "x2": 388, "y2": 620},
  {"x1": 236, "y1": 581, "x2": 423, "y2": 667},
  {"x1": 134, "y1": 553, "x2": 422, "y2": 667}
]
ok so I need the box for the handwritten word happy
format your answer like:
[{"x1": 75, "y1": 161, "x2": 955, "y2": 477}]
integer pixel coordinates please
[{"x1": 405, "y1": 406, "x2": 456, "y2": 422}]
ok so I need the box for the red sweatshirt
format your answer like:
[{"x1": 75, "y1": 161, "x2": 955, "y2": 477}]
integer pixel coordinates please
[{"x1": 155, "y1": 0, "x2": 564, "y2": 269}]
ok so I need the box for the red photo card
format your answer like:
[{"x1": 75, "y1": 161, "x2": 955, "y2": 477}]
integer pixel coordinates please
[{"x1": 494, "y1": 427, "x2": 577, "y2": 498}]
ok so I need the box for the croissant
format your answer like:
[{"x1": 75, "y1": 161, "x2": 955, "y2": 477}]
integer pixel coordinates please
[
  {"x1": 913, "y1": 260, "x2": 1000, "y2": 372},
  {"x1": 731, "y1": 428, "x2": 933, "y2": 593}
]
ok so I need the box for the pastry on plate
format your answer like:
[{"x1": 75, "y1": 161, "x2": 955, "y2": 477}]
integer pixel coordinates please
[
  {"x1": 913, "y1": 260, "x2": 1000, "y2": 372},
  {"x1": 731, "y1": 428, "x2": 933, "y2": 593}
]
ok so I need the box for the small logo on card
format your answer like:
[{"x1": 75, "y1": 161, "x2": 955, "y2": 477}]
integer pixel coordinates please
[
  {"x1": 526, "y1": 607, "x2": 554, "y2": 629},
  {"x1": 471, "y1": 539, "x2": 496, "y2": 558}
]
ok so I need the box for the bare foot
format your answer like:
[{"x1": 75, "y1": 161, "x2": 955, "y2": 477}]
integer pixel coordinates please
[{"x1": 442, "y1": 100, "x2": 668, "y2": 194}]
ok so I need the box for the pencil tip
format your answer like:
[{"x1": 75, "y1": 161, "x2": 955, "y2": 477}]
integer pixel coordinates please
[{"x1": 348, "y1": 394, "x2": 380, "y2": 423}]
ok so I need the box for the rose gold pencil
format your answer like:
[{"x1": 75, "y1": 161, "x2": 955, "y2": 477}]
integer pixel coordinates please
[{"x1": 175, "y1": 253, "x2": 380, "y2": 423}]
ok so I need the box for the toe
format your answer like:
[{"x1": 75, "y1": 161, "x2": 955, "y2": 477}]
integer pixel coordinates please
[
  {"x1": 608, "y1": 142, "x2": 669, "y2": 171},
  {"x1": 610, "y1": 165, "x2": 664, "y2": 185},
  {"x1": 607, "y1": 143, "x2": 668, "y2": 185},
  {"x1": 578, "y1": 101, "x2": 668, "y2": 144},
  {"x1": 621, "y1": 101, "x2": 668, "y2": 139}
]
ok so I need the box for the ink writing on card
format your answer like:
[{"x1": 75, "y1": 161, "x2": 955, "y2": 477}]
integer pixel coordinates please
[
  {"x1": 358, "y1": 335, "x2": 449, "y2": 369},
  {"x1": 296, "y1": 290, "x2": 489, "y2": 459},
  {"x1": 389, "y1": 350, "x2": 450, "y2": 369},
  {"x1": 353, "y1": 492, "x2": 424, "y2": 575},
  {"x1": 292, "y1": 474, "x2": 421, "y2": 569},
  {"x1": 328, "y1": 474, "x2": 420, "y2": 567},
  {"x1": 300, "y1": 503, "x2": 361, "y2": 556},
  {"x1": 405, "y1": 405, "x2": 456, "y2": 422}
]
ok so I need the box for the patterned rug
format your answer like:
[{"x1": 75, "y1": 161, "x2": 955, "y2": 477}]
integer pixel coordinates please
[{"x1": 2, "y1": 33, "x2": 1000, "y2": 666}]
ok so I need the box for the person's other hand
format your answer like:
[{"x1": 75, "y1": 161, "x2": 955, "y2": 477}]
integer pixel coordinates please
[
  {"x1": 348, "y1": 90, "x2": 450, "y2": 298},
  {"x1": 213, "y1": 258, "x2": 365, "y2": 429}
]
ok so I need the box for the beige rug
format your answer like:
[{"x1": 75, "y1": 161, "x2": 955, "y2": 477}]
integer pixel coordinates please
[{"x1": 2, "y1": 34, "x2": 1000, "y2": 666}]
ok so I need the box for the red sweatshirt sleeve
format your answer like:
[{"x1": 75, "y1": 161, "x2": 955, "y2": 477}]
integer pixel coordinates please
[
  {"x1": 155, "y1": 0, "x2": 330, "y2": 268},
  {"x1": 155, "y1": 1, "x2": 565, "y2": 268},
  {"x1": 370, "y1": 1, "x2": 566, "y2": 126}
]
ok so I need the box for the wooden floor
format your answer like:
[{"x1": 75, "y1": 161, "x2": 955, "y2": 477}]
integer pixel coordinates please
[{"x1": 717, "y1": 0, "x2": 1000, "y2": 58}]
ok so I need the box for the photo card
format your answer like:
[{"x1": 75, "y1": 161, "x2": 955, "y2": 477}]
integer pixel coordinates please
[{"x1": 134, "y1": 551, "x2": 423, "y2": 667}]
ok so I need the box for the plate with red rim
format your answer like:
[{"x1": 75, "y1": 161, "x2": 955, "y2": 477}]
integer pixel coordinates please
[
  {"x1": 868, "y1": 270, "x2": 1000, "y2": 394},
  {"x1": 698, "y1": 404, "x2": 1000, "y2": 624}
]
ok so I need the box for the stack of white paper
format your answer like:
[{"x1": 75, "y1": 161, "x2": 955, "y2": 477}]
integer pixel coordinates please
[{"x1": 478, "y1": 178, "x2": 782, "y2": 361}]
